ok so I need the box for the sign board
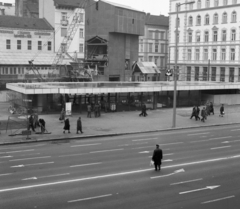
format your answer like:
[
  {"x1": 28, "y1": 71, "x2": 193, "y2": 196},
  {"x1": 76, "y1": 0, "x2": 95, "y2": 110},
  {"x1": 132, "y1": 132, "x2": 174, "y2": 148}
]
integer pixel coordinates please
[{"x1": 65, "y1": 102, "x2": 72, "y2": 116}]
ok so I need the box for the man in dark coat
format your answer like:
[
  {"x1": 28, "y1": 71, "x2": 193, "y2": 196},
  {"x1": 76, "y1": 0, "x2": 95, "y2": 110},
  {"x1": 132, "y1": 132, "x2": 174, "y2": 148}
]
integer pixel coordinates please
[
  {"x1": 39, "y1": 118, "x2": 46, "y2": 134},
  {"x1": 219, "y1": 104, "x2": 224, "y2": 117},
  {"x1": 152, "y1": 144, "x2": 163, "y2": 171},
  {"x1": 76, "y1": 117, "x2": 83, "y2": 134},
  {"x1": 201, "y1": 107, "x2": 207, "y2": 122},
  {"x1": 190, "y1": 106, "x2": 196, "y2": 119},
  {"x1": 63, "y1": 118, "x2": 70, "y2": 133},
  {"x1": 28, "y1": 115, "x2": 35, "y2": 132}
]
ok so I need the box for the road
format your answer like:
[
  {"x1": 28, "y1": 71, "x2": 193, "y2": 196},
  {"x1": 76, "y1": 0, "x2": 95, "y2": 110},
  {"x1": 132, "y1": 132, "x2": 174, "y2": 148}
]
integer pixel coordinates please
[{"x1": 1, "y1": 125, "x2": 240, "y2": 209}]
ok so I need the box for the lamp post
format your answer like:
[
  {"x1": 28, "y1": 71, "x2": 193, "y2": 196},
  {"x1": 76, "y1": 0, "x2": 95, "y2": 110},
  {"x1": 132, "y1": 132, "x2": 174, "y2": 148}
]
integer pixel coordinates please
[{"x1": 172, "y1": 1, "x2": 195, "y2": 128}]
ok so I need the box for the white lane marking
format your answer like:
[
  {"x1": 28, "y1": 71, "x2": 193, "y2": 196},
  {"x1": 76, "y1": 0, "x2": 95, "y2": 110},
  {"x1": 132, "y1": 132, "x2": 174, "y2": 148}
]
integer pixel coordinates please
[
  {"x1": 222, "y1": 140, "x2": 240, "y2": 144},
  {"x1": 132, "y1": 138, "x2": 158, "y2": 142},
  {"x1": 2, "y1": 155, "x2": 240, "y2": 193},
  {"x1": 188, "y1": 132, "x2": 210, "y2": 136},
  {"x1": 0, "y1": 156, "x2": 12, "y2": 159},
  {"x1": 0, "y1": 144, "x2": 45, "y2": 150},
  {"x1": 71, "y1": 143, "x2": 101, "y2": 148},
  {"x1": 68, "y1": 194, "x2": 112, "y2": 203},
  {"x1": 90, "y1": 149, "x2": 123, "y2": 154},
  {"x1": 9, "y1": 156, "x2": 51, "y2": 162},
  {"x1": 139, "y1": 151, "x2": 150, "y2": 154},
  {"x1": 22, "y1": 173, "x2": 70, "y2": 181},
  {"x1": 70, "y1": 162, "x2": 102, "y2": 168},
  {"x1": 0, "y1": 173, "x2": 12, "y2": 177},
  {"x1": 211, "y1": 146, "x2": 231, "y2": 150},
  {"x1": 180, "y1": 185, "x2": 220, "y2": 194},
  {"x1": 164, "y1": 153, "x2": 174, "y2": 156},
  {"x1": 163, "y1": 159, "x2": 173, "y2": 162},
  {"x1": 19, "y1": 153, "x2": 40, "y2": 157},
  {"x1": 59, "y1": 153, "x2": 85, "y2": 158},
  {"x1": 11, "y1": 162, "x2": 54, "y2": 168},
  {"x1": 190, "y1": 136, "x2": 232, "y2": 143},
  {"x1": 171, "y1": 178, "x2": 203, "y2": 185},
  {"x1": 0, "y1": 149, "x2": 35, "y2": 154},
  {"x1": 201, "y1": 196, "x2": 235, "y2": 204},
  {"x1": 231, "y1": 129, "x2": 240, "y2": 131},
  {"x1": 151, "y1": 169, "x2": 185, "y2": 179}
]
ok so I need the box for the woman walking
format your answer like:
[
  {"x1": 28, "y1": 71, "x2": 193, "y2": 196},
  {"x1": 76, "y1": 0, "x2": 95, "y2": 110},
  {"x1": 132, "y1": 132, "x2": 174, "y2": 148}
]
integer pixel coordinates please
[{"x1": 63, "y1": 118, "x2": 70, "y2": 133}]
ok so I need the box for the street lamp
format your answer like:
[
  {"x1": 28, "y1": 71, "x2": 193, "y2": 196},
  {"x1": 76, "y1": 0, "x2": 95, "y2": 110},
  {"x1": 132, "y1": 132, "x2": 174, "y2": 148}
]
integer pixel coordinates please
[{"x1": 172, "y1": 1, "x2": 195, "y2": 128}]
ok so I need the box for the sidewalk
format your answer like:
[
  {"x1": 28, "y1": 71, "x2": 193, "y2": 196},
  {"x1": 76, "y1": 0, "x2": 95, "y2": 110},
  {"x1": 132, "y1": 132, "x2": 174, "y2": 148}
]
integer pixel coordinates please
[{"x1": 0, "y1": 102, "x2": 240, "y2": 145}]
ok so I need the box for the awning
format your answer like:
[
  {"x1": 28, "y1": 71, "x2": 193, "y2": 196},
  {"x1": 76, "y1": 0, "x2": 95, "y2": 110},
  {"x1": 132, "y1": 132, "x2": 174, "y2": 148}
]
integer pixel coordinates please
[{"x1": 133, "y1": 62, "x2": 160, "y2": 74}]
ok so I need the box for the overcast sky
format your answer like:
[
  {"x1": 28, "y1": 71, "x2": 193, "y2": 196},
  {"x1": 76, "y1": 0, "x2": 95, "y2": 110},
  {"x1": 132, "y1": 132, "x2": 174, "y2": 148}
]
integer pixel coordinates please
[{"x1": 3, "y1": 0, "x2": 170, "y2": 16}]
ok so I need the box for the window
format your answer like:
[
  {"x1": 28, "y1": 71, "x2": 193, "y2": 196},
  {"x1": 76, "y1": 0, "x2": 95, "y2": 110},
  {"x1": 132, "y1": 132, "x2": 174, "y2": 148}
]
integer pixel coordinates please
[
  {"x1": 195, "y1": 48, "x2": 200, "y2": 61},
  {"x1": 222, "y1": 30, "x2": 227, "y2": 41},
  {"x1": 149, "y1": 43, "x2": 153, "y2": 52},
  {"x1": 17, "y1": 40, "x2": 21, "y2": 50},
  {"x1": 213, "y1": 13, "x2": 218, "y2": 24},
  {"x1": 189, "y1": 3, "x2": 193, "y2": 10},
  {"x1": 211, "y1": 67, "x2": 216, "y2": 81},
  {"x1": 28, "y1": 40, "x2": 32, "y2": 50},
  {"x1": 189, "y1": 16, "x2": 193, "y2": 26},
  {"x1": 222, "y1": 12, "x2": 227, "y2": 23},
  {"x1": 232, "y1": 0, "x2": 237, "y2": 4},
  {"x1": 214, "y1": 0, "x2": 219, "y2": 6},
  {"x1": 230, "y1": 48, "x2": 235, "y2": 60},
  {"x1": 206, "y1": 0, "x2": 210, "y2": 8},
  {"x1": 203, "y1": 67, "x2": 208, "y2": 81},
  {"x1": 232, "y1": 11, "x2": 237, "y2": 22},
  {"x1": 61, "y1": 12, "x2": 67, "y2": 20},
  {"x1": 160, "y1": 57, "x2": 164, "y2": 67},
  {"x1": 220, "y1": 67, "x2": 225, "y2": 82},
  {"x1": 223, "y1": 0, "x2": 228, "y2": 5},
  {"x1": 213, "y1": 31, "x2": 218, "y2": 42},
  {"x1": 221, "y1": 48, "x2": 226, "y2": 61},
  {"x1": 195, "y1": 67, "x2": 199, "y2": 81},
  {"x1": 148, "y1": 31, "x2": 153, "y2": 39},
  {"x1": 61, "y1": 44, "x2": 66, "y2": 53},
  {"x1": 204, "y1": 31, "x2": 209, "y2": 42},
  {"x1": 188, "y1": 32, "x2": 193, "y2": 43},
  {"x1": 6, "y1": 39, "x2": 10, "y2": 49},
  {"x1": 79, "y1": 43, "x2": 84, "y2": 52},
  {"x1": 197, "y1": 0, "x2": 201, "y2": 9},
  {"x1": 229, "y1": 68, "x2": 234, "y2": 82},
  {"x1": 160, "y1": 32, "x2": 165, "y2": 40},
  {"x1": 38, "y1": 41, "x2": 42, "y2": 50},
  {"x1": 79, "y1": 28, "x2": 84, "y2": 38},
  {"x1": 161, "y1": 44, "x2": 165, "y2": 53},
  {"x1": 204, "y1": 48, "x2": 208, "y2": 60},
  {"x1": 61, "y1": 28, "x2": 67, "y2": 37},
  {"x1": 196, "y1": 31, "x2": 201, "y2": 42},
  {"x1": 187, "y1": 67, "x2": 191, "y2": 81},
  {"x1": 154, "y1": 57, "x2": 158, "y2": 65},
  {"x1": 149, "y1": 56, "x2": 153, "y2": 62},
  {"x1": 212, "y1": 48, "x2": 217, "y2": 60},
  {"x1": 79, "y1": 13, "x2": 84, "y2": 22},
  {"x1": 205, "y1": 14, "x2": 210, "y2": 25},
  {"x1": 231, "y1": 29, "x2": 236, "y2": 41},
  {"x1": 196, "y1": 15, "x2": 201, "y2": 25},
  {"x1": 139, "y1": 43, "x2": 143, "y2": 52},
  {"x1": 48, "y1": 42, "x2": 52, "y2": 51},
  {"x1": 155, "y1": 44, "x2": 159, "y2": 52},
  {"x1": 187, "y1": 49, "x2": 192, "y2": 60},
  {"x1": 154, "y1": 31, "x2": 159, "y2": 39}
]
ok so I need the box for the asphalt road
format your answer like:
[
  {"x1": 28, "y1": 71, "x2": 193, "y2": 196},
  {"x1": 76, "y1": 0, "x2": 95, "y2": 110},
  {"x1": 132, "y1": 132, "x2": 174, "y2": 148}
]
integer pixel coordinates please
[{"x1": 1, "y1": 125, "x2": 240, "y2": 209}]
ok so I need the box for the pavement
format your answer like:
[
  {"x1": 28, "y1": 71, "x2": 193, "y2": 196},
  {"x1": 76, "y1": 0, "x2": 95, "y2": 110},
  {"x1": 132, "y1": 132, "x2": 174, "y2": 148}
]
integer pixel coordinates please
[{"x1": 0, "y1": 101, "x2": 240, "y2": 145}]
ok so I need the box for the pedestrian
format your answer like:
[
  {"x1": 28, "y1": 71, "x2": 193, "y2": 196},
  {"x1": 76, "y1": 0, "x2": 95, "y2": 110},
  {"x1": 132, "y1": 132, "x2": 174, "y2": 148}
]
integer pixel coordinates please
[
  {"x1": 59, "y1": 108, "x2": 65, "y2": 123},
  {"x1": 219, "y1": 104, "x2": 225, "y2": 117},
  {"x1": 33, "y1": 113, "x2": 39, "y2": 129},
  {"x1": 209, "y1": 102, "x2": 214, "y2": 115},
  {"x1": 139, "y1": 104, "x2": 145, "y2": 116},
  {"x1": 87, "y1": 104, "x2": 91, "y2": 118},
  {"x1": 143, "y1": 104, "x2": 148, "y2": 117},
  {"x1": 76, "y1": 117, "x2": 83, "y2": 134},
  {"x1": 63, "y1": 118, "x2": 70, "y2": 133},
  {"x1": 94, "y1": 103, "x2": 99, "y2": 118},
  {"x1": 190, "y1": 106, "x2": 196, "y2": 119},
  {"x1": 28, "y1": 114, "x2": 35, "y2": 132},
  {"x1": 201, "y1": 107, "x2": 207, "y2": 122},
  {"x1": 39, "y1": 118, "x2": 46, "y2": 134},
  {"x1": 152, "y1": 144, "x2": 163, "y2": 171},
  {"x1": 98, "y1": 102, "x2": 101, "y2": 117},
  {"x1": 196, "y1": 106, "x2": 201, "y2": 120}
]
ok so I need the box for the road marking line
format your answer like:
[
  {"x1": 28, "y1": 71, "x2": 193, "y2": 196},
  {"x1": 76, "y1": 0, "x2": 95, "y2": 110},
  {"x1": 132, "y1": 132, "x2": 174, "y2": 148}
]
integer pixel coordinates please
[
  {"x1": 231, "y1": 129, "x2": 240, "y2": 131},
  {"x1": 9, "y1": 156, "x2": 51, "y2": 162},
  {"x1": 180, "y1": 185, "x2": 220, "y2": 194},
  {"x1": 0, "y1": 149, "x2": 35, "y2": 154},
  {"x1": 132, "y1": 138, "x2": 158, "y2": 142},
  {"x1": 22, "y1": 173, "x2": 70, "y2": 181},
  {"x1": 170, "y1": 178, "x2": 203, "y2": 185},
  {"x1": 59, "y1": 153, "x2": 85, "y2": 157},
  {"x1": 90, "y1": 149, "x2": 123, "y2": 153},
  {"x1": 70, "y1": 162, "x2": 102, "y2": 168},
  {"x1": 151, "y1": 169, "x2": 184, "y2": 179},
  {"x1": 11, "y1": 162, "x2": 54, "y2": 168},
  {"x1": 71, "y1": 143, "x2": 101, "y2": 148},
  {"x1": 211, "y1": 146, "x2": 231, "y2": 150},
  {"x1": 0, "y1": 144, "x2": 45, "y2": 150},
  {"x1": 188, "y1": 132, "x2": 210, "y2": 136},
  {"x1": 202, "y1": 196, "x2": 235, "y2": 204},
  {"x1": 0, "y1": 156, "x2": 12, "y2": 159},
  {"x1": 2, "y1": 155, "x2": 240, "y2": 193},
  {"x1": 164, "y1": 153, "x2": 174, "y2": 156},
  {"x1": 190, "y1": 136, "x2": 232, "y2": 143},
  {"x1": 0, "y1": 173, "x2": 12, "y2": 177},
  {"x1": 68, "y1": 194, "x2": 112, "y2": 203}
]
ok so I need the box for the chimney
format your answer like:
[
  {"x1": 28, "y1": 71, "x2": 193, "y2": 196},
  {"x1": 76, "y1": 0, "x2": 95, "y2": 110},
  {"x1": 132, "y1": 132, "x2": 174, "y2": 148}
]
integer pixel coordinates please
[{"x1": 0, "y1": 8, "x2": 5, "y2": 15}]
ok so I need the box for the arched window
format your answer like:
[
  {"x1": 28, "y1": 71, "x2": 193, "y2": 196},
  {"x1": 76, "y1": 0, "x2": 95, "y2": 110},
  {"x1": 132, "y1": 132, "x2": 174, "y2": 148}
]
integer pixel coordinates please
[
  {"x1": 196, "y1": 31, "x2": 201, "y2": 42},
  {"x1": 231, "y1": 28, "x2": 236, "y2": 41},
  {"x1": 214, "y1": 0, "x2": 219, "y2": 6},
  {"x1": 205, "y1": 14, "x2": 210, "y2": 25},
  {"x1": 222, "y1": 12, "x2": 228, "y2": 23},
  {"x1": 222, "y1": 29, "x2": 227, "y2": 41},
  {"x1": 197, "y1": 0, "x2": 201, "y2": 9},
  {"x1": 223, "y1": 0, "x2": 228, "y2": 5},
  {"x1": 205, "y1": 0, "x2": 210, "y2": 7},
  {"x1": 176, "y1": 3, "x2": 180, "y2": 12},
  {"x1": 232, "y1": 11, "x2": 237, "y2": 22},
  {"x1": 188, "y1": 16, "x2": 193, "y2": 26},
  {"x1": 196, "y1": 15, "x2": 201, "y2": 25},
  {"x1": 213, "y1": 13, "x2": 218, "y2": 24}
]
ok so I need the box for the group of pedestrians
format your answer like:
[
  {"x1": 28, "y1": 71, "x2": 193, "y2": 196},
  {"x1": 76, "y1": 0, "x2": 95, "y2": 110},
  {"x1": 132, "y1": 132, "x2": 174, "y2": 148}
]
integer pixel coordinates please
[
  {"x1": 28, "y1": 113, "x2": 46, "y2": 134},
  {"x1": 87, "y1": 103, "x2": 101, "y2": 118},
  {"x1": 139, "y1": 104, "x2": 148, "y2": 117},
  {"x1": 190, "y1": 102, "x2": 224, "y2": 122}
]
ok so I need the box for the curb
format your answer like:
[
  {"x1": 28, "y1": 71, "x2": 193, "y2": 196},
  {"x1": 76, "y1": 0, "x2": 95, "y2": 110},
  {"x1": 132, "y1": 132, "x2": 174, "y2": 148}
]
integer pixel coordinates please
[{"x1": 1, "y1": 122, "x2": 240, "y2": 146}]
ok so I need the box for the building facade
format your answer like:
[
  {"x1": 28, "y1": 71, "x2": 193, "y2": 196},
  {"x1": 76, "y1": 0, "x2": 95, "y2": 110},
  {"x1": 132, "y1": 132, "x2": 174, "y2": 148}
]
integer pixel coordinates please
[
  {"x1": 15, "y1": 0, "x2": 39, "y2": 18},
  {"x1": 139, "y1": 14, "x2": 169, "y2": 81},
  {"x1": 0, "y1": 2, "x2": 15, "y2": 16},
  {"x1": 0, "y1": 15, "x2": 55, "y2": 89},
  {"x1": 169, "y1": 0, "x2": 240, "y2": 82}
]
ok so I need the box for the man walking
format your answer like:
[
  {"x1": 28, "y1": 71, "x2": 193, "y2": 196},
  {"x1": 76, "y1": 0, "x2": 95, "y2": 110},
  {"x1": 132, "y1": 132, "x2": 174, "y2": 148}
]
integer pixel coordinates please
[
  {"x1": 87, "y1": 104, "x2": 91, "y2": 118},
  {"x1": 76, "y1": 117, "x2": 83, "y2": 134},
  {"x1": 152, "y1": 144, "x2": 163, "y2": 171},
  {"x1": 201, "y1": 107, "x2": 207, "y2": 122},
  {"x1": 219, "y1": 104, "x2": 225, "y2": 117}
]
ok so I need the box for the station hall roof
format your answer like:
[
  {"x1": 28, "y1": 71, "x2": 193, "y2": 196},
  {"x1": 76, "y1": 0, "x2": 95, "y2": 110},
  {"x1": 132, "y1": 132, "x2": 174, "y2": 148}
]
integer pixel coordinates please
[
  {"x1": 145, "y1": 14, "x2": 169, "y2": 27},
  {"x1": 6, "y1": 81, "x2": 240, "y2": 95}
]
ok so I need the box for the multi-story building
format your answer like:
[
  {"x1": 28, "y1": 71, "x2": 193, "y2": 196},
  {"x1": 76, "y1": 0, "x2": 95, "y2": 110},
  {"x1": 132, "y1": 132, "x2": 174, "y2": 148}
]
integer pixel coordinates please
[
  {"x1": 15, "y1": 0, "x2": 39, "y2": 18},
  {"x1": 0, "y1": 15, "x2": 55, "y2": 89},
  {"x1": 138, "y1": 14, "x2": 169, "y2": 81},
  {"x1": 169, "y1": 0, "x2": 240, "y2": 82},
  {"x1": 0, "y1": 2, "x2": 15, "y2": 16}
]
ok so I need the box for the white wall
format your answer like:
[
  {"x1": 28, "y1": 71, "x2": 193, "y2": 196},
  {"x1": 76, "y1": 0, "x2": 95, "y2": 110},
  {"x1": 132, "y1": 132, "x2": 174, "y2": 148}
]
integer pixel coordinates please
[{"x1": 39, "y1": 0, "x2": 55, "y2": 27}]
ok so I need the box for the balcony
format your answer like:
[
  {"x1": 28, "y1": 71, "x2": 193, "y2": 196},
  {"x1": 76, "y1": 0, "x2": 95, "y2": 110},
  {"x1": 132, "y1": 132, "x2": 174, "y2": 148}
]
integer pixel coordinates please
[{"x1": 61, "y1": 19, "x2": 68, "y2": 26}]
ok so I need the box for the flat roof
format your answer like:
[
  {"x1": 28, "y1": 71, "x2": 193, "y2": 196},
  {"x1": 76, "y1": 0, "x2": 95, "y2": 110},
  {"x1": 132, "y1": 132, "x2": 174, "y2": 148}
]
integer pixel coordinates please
[{"x1": 6, "y1": 81, "x2": 240, "y2": 95}]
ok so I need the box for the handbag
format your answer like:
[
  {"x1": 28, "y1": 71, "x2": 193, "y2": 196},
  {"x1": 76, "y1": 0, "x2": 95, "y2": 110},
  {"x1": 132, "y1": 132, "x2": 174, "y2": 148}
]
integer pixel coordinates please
[{"x1": 150, "y1": 160, "x2": 154, "y2": 166}]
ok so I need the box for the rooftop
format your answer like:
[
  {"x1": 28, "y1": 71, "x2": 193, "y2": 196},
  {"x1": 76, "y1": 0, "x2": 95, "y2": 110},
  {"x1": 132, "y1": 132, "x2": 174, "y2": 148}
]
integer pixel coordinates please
[
  {"x1": 101, "y1": 0, "x2": 143, "y2": 12},
  {"x1": 146, "y1": 14, "x2": 169, "y2": 26},
  {"x1": 54, "y1": 0, "x2": 88, "y2": 9}
]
